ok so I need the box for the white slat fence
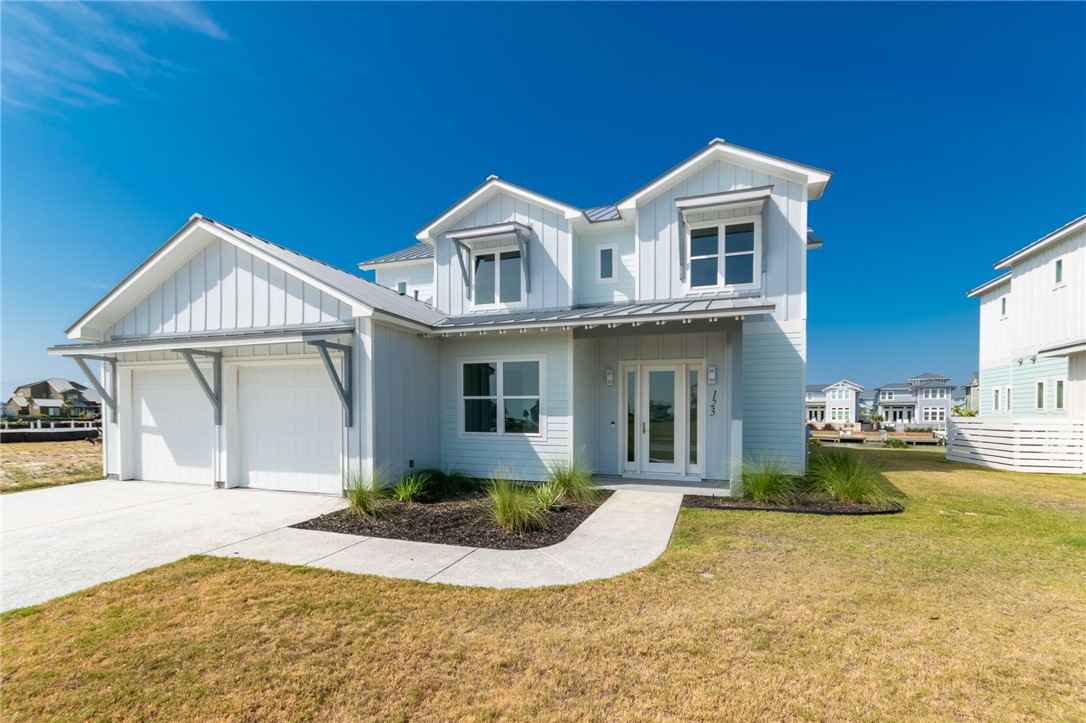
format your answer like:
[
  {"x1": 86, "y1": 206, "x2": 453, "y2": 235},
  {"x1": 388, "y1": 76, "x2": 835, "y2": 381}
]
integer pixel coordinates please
[{"x1": 947, "y1": 417, "x2": 1085, "y2": 474}]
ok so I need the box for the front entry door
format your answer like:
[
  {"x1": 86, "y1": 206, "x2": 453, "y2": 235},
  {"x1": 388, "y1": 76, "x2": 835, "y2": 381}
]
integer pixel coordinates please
[{"x1": 624, "y1": 363, "x2": 703, "y2": 476}]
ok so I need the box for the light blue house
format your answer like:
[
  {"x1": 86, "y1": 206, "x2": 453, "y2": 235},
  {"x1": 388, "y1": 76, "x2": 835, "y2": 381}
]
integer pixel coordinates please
[
  {"x1": 50, "y1": 139, "x2": 832, "y2": 493},
  {"x1": 873, "y1": 373, "x2": 955, "y2": 428}
]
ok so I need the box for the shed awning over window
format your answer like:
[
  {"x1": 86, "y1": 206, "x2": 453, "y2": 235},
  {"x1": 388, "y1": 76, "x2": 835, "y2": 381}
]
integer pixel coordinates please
[{"x1": 675, "y1": 185, "x2": 773, "y2": 281}]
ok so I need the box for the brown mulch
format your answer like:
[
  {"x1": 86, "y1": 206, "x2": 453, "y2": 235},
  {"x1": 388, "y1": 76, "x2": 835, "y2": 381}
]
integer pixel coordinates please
[
  {"x1": 291, "y1": 491, "x2": 612, "y2": 550},
  {"x1": 683, "y1": 495, "x2": 903, "y2": 516}
]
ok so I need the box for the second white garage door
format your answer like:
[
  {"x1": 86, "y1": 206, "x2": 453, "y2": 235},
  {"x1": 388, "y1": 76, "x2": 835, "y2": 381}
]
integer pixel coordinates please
[{"x1": 236, "y1": 362, "x2": 343, "y2": 494}]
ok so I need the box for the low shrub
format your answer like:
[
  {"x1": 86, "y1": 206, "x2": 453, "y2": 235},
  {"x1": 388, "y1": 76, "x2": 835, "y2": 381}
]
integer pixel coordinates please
[
  {"x1": 416, "y1": 468, "x2": 478, "y2": 501},
  {"x1": 533, "y1": 480, "x2": 565, "y2": 511},
  {"x1": 345, "y1": 469, "x2": 390, "y2": 517},
  {"x1": 546, "y1": 455, "x2": 600, "y2": 502},
  {"x1": 392, "y1": 473, "x2": 429, "y2": 503},
  {"x1": 486, "y1": 478, "x2": 547, "y2": 532},
  {"x1": 808, "y1": 448, "x2": 891, "y2": 505},
  {"x1": 739, "y1": 457, "x2": 798, "y2": 504},
  {"x1": 884, "y1": 438, "x2": 908, "y2": 449},
  {"x1": 808, "y1": 437, "x2": 823, "y2": 448}
]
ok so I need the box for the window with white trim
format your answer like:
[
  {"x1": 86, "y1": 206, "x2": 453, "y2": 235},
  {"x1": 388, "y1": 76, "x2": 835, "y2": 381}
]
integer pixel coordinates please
[
  {"x1": 596, "y1": 244, "x2": 616, "y2": 283},
  {"x1": 473, "y1": 250, "x2": 523, "y2": 307},
  {"x1": 461, "y1": 359, "x2": 542, "y2": 435},
  {"x1": 1056, "y1": 379, "x2": 1065, "y2": 410},
  {"x1": 1005, "y1": 386, "x2": 1012, "y2": 411},
  {"x1": 1035, "y1": 381, "x2": 1045, "y2": 410},
  {"x1": 993, "y1": 387, "x2": 1000, "y2": 411},
  {"x1": 1000, "y1": 296, "x2": 1008, "y2": 317},
  {"x1": 880, "y1": 391, "x2": 894, "y2": 401},
  {"x1": 687, "y1": 218, "x2": 760, "y2": 291},
  {"x1": 922, "y1": 389, "x2": 947, "y2": 399},
  {"x1": 1055, "y1": 259, "x2": 1063, "y2": 285},
  {"x1": 923, "y1": 407, "x2": 946, "y2": 422}
]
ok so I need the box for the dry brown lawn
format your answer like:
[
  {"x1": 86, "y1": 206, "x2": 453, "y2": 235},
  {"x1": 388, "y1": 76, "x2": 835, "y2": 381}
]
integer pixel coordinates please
[
  {"x1": 0, "y1": 441, "x2": 103, "y2": 493},
  {"x1": 3, "y1": 448, "x2": 1084, "y2": 721}
]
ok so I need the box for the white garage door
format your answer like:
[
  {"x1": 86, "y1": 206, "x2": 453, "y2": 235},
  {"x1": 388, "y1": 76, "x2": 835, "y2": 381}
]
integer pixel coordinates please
[
  {"x1": 133, "y1": 368, "x2": 214, "y2": 484},
  {"x1": 236, "y1": 362, "x2": 343, "y2": 494}
]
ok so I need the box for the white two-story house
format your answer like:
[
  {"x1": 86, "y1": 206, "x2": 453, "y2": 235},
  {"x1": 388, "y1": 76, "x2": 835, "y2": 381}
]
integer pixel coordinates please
[
  {"x1": 873, "y1": 373, "x2": 955, "y2": 429},
  {"x1": 952, "y1": 215, "x2": 1086, "y2": 473},
  {"x1": 50, "y1": 139, "x2": 831, "y2": 493},
  {"x1": 805, "y1": 380, "x2": 862, "y2": 424}
]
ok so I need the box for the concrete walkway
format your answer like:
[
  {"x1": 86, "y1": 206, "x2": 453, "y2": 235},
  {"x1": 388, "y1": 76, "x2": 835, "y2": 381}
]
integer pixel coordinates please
[{"x1": 208, "y1": 490, "x2": 682, "y2": 588}]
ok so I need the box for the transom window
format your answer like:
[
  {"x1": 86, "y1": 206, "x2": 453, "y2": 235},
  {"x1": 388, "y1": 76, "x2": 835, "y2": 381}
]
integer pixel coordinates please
[
  {"x1": 688, "y1": 219, "x2": 759, "y2": 290},
  {"x1": 473, "y1": 250, "x2": 523, "y2": 307},
  {"x1": 461, "y1": 359, "x2": 542, "y2": 435}
]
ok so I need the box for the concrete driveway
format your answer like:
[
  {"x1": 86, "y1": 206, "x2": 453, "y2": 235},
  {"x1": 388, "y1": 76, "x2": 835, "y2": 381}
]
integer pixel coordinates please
[{"x1": 1, "y1": 480, "x2": 346, "y2": 612}]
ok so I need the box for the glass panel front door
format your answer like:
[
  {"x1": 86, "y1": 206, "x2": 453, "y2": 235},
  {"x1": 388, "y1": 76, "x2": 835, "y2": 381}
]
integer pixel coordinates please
[
  {"x1": 647, "y1": 370, "x2": 677, "y2": 465},
  {"x1": 624, "y1": 364, "x2": 704, "y2": 476}
]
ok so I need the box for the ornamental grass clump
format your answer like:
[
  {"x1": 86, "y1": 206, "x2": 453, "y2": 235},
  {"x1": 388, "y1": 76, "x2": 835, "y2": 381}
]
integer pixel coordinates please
[
  {"x1": 546, "y1": 455, "x2": 600, "y2": 502},
  {"x1": 808, "y1": 448, "x2": 891, "y2": 505},
  {"x1": 533, "y1": 480, "x2": 565, "y2": 511},
  {"x1": 392, "y1": 473, "x2": 429, "y2": 503},
  {"x1": 884, "y1": 438, "x2": 908, "y2": 449},
  {"x1": 486, "y1": 478, "x2": 548, "y2": 533},
  {"x1": 345, "y1": 469, "x2": 390, "y2": 517},
  {"x1": 416, "y1": 468, "x2": 477, "y2": 501},
  {"x1": 739, "y1": 457, "x2": 798, "y2": 504}
]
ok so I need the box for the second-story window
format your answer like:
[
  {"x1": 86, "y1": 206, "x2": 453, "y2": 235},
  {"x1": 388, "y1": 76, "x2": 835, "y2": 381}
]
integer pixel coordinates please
[
  {"x1": 688, "y1": 219, "x2": 760, "y2": 291},
  {"x1": 473, "y1": 250, "x2": 523, "y2": 307},
  {"x1": 1055, "y1": 259, "x2": 1063, "y2": 285}
]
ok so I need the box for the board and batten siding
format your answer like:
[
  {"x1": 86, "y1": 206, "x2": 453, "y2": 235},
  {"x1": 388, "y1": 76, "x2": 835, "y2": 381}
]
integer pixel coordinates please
[
  {"x1": 371, "y1": 322, "x2": 441, "y2": 478},
  {"x1": 742, "y1": 319, "x2": 806, "y2": 473},
  {"x1": 107, "y1": 237, "x2": 353, "y2": 339},
  {"x1": 433, "y1": 192, "x2": 572, "y2": 316},
  {"x1": 439, "y1": 331, "x2": 570, "y2": 481},
  {"x1": 573, "y1": 229, "x2": 636, "y2": 305},
  {"x1": 636, "y1": 160, "x2": 808, "y2": 321},
  {"x1": 374, "y1": 263, "x2": 435, "y2": 304}
]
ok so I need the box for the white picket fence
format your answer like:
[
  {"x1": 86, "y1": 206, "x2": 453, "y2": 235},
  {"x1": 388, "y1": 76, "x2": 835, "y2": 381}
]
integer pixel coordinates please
[{"x1": 947, "y1": 417, "x2": 1085, "y2": 474}]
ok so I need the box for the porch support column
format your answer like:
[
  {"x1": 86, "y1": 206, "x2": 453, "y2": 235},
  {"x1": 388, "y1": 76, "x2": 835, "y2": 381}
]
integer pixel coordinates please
[{"x1": 71, "y1": 354, "x2": 117, "y2": 414}]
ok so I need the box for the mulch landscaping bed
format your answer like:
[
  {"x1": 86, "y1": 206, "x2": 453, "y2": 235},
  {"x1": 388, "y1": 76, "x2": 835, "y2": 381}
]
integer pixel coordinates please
[
  {"x1": 683, "y1": 495, "x2": 904, "y2": 516},
  {"x1": 292, "y1": 491, "x2": 613, "y2": 550}
]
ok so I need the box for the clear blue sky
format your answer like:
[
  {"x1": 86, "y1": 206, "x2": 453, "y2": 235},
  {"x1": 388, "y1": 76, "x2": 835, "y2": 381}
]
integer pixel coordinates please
[{"x1": 3, "y1": 2, "x2": 1084, "y2": 396}]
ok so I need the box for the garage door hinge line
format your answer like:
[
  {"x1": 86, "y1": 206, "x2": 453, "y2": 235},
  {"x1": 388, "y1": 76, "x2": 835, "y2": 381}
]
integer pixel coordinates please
[
  {"x1": 71, "y1": 354, "x2": 117, "y2": 414},
  {"x1": 179, "y1": 349, "x2": 223, "y2": 425},
  {"x1": 308, "y1": 339, "x2": 353, "y2": 427}
]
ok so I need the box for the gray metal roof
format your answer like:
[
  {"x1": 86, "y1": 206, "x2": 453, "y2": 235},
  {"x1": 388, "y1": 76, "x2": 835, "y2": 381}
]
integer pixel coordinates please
[
  {"x1": 805, "y1": 385, "x2": 827, "y2": 393},
  {"x1": 200, "y1": 217, "x2": 447, "y2": 328},
  {"x1": 359, "y1": 243, "x2": 435, "y2": 267},
  {"x1": 875, "y1": 381, "x2": 911, "y2": 390},
  {"x1": 909, "y1": 372, "x2": 949, "y2": 380},
  {"x1": 433, "y1": 296, "x2": 772, "y2": 333},
  {"x1": 50, "y1": 323, "x2": 357, "y2": 354},
  {"x1": 584, "y1": 206, "x2": 623, "y2": 223}
]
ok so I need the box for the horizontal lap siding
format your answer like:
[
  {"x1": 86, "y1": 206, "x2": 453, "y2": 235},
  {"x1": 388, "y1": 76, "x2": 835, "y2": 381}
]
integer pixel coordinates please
[
  {"x1": 979, "y1": 358, "x2": 1071, "y2": 417},
  {"x1": 574, "y1": 229, "x2": 636, "y2": 305},
  {"x1": 109, "y1": 237, "x2": 352, "y2": 339},
  {"x1": 440, "y1": 332, "x2": 570, "y2": 481},
  {"x1": 742, "y1": 321, "x2": 805, "y2": 473}
]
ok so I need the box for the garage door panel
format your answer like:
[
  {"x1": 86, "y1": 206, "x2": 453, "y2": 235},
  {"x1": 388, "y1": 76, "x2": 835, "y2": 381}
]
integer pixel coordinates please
[
  {"x1": 237, "y1": 362, "x2": 342, "y2": 494},
  {"x1": 133, "y1": 369, "x2": 213, "y2": 484}
]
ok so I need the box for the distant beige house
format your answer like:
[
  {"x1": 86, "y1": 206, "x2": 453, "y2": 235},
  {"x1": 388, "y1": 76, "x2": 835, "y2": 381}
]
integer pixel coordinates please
[{"x1": 4, "y1": 378, "x2": 101, "y2": 418}]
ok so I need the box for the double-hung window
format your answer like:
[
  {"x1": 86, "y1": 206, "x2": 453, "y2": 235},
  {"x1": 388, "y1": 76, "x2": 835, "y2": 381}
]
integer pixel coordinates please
[
  {"x1": 688, "y1": 219, "x2": 760, "y2": 291},
  {"x1": 473, "y1": 249, "x2": 523, "y2": 307},
  {"x1": 461, "y1": 359, "x2": 542, "y2": 436}
]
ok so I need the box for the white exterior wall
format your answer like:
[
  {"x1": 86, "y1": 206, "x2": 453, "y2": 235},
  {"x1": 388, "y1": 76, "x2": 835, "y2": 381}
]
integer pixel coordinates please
[
  {"x1": 824, "y1": 384, "x2": 858, "y2": 423},
  {"x1": 743, "y1": 319, "x2": 806, "y2": 473},
  {"x1": 635, "y1": 160, "x2": 808, "y2": 320},
  {"x1": 439, "y1": 331, "x2": 570, "y2": 481},
  {"x1": 433, "y1": 192, "x2": 573, "y2": 316},
  {"x1": 374, "y1": 263, "x2": 435, "y2": 304},
  {"x1": 107, "y1": 237, "x2": 353, "y2": 339},
  {"x1": 573, "y1": 228, "x2": 636, "y2": 305},
  {"x1": 371, "y1": 322, "x2": 440, "y2": 478}
]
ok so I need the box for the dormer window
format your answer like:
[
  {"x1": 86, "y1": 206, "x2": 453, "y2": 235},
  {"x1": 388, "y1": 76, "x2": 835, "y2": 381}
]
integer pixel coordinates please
[
  {"x1": 687, "y1": 218, "x2": 761, "y2": 291},
  {"x1": 473, "y1": 249, "x2": 523, "y2": 307}
]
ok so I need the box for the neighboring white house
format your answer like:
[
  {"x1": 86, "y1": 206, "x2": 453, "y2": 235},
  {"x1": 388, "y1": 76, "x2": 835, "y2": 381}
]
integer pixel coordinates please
[
  {"x1": 805, "y1": 380, "x2": 862, "y2": 424},
  {"x1": 50, "y1": 139, "x2": 832, "y2": 493},
  {"x1": 950, "y1": 214, "x2": 1086, "y2": 473},
  {"x1": 873, "y1": 373, "x2": 955, "y2": 428}
]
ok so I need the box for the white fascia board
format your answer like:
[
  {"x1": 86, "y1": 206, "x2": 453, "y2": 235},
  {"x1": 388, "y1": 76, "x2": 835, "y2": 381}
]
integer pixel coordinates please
[
  {"x1": 416, "y1": 179, "x2": 581, "y2": 243},
  {"x1": 358, "y1": 258, "x2": 434, "y2": 272},
  {"x1": 616, "y1": 141, "x2": 833, "y2": 212},
  {"x1": 966, "y1": 272, "x2": 1012, "y2": 298},
  {"x1": 824, "y1": 379, "x2": 864, "y2": 392},
  {"x1": 428, "y1": 304, "x2": 774, "y2": 335},
  {"x1": 1038, "y1": 338, "x2": 1086, "y2": 358},
  {"x1": 369, "y1": 310, "x2": 433, "y2": 334},
  {"x1": 994, "y1": 214, "x2": 1086, "y2": 269}
]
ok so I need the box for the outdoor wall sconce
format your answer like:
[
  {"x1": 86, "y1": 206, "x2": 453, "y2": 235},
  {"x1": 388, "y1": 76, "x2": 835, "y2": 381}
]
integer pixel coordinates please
[
  {"x1": 605, "y1": 368, "x2": 614, "y2": 386},
  {"x1": 708, "y1": 367, "x2": 717, "y2": 385}
]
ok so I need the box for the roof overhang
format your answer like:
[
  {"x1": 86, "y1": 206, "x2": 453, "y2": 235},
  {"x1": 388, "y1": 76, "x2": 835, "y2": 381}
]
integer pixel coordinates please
[
  {"x1": 358, "y1": 257, "x2": 434, "y2": 272},
  {"x1": 995, "y1": 214, "x2": 1086, "y2": 269},
  {"x1": 1038, "y1": 337, "x2": 1086, "y2": 358},
  {"x1": 447, "y1": 222, "x2": 531, "y2": 243},
  {"x1": 49, "y1": 324, "x2": 355, "y2": 356},
  {"x1": 416, "y1": 177, "x2": 581, "y2": 244},
  {"x1": 806, "y1": 229, "x2": 824, "y2": 250},
  {"x1": 824, "y1": 380, "x2": 864, "y2": 392},
  {"x1": 966, "y1": 272, "x2": 1012, "y2": 298},
  {"x1": 616, "y1": 139, "x2": 833, "y2": 212},
  {"x1": 66, "y1": 216, "x2": 372, "y2": 341}
]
